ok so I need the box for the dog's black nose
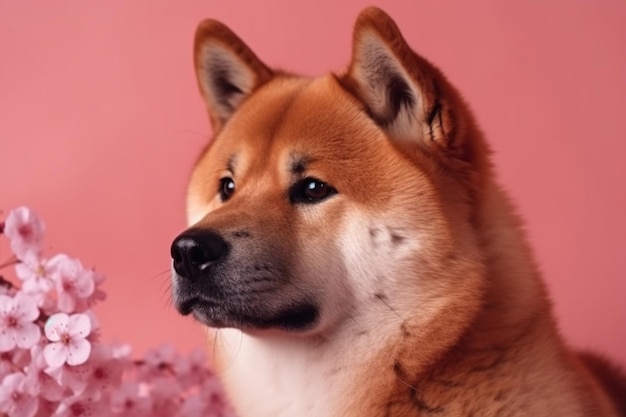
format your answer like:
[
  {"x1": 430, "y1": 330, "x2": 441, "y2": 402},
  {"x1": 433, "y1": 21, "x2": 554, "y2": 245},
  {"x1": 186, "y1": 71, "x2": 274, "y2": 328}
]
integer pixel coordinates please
[{"x1": 170, "y1": 229, "x2": 228, "y2": 280}]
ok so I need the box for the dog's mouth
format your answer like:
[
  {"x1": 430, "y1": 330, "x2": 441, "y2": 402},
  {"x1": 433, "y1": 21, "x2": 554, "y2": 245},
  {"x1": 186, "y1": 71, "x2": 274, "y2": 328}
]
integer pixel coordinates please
[{"x1": 177, "y1": 296, "x2": 319, "y2": 332}]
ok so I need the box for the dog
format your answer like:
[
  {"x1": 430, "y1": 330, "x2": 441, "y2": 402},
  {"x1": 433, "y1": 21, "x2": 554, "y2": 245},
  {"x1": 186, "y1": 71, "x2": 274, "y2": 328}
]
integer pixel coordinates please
[{"x1": 170, "y1": 7, "x2": 626, "y2": 417}]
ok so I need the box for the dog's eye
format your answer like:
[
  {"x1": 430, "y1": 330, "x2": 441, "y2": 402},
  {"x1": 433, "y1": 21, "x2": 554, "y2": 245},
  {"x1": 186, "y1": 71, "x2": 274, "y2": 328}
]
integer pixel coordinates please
[
  {"x1": 219, "y1": 177, "x2": 235, "y2": 201},
  {"x1": 290, "y1": 178, "x2": 336, "y2": 204}
]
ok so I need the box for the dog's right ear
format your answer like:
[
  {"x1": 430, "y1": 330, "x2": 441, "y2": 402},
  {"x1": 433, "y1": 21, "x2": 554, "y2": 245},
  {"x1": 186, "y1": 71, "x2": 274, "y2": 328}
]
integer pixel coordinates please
[{"x1": 194, "y1": 20, "x2": 273, "y2": 132}]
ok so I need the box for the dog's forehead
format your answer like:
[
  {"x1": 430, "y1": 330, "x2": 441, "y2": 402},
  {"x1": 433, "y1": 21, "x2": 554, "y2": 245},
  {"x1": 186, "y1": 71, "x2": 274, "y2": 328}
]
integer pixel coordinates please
[
  {"x1": 216, "y1": 75, "x2": 384, "y2": 173},
  {"x1": 234, "y1": 75, "x2": 384, "y2": 167},
  {"x1": 273, "y1": 76, "x2": 380, "y2": 148}
]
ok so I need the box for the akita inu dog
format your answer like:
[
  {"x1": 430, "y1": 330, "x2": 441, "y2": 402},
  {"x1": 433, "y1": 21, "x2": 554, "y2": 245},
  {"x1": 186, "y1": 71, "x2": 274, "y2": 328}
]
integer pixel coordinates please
[{"x1": 170, "y1": 7, "x2": 626, "y2": 417}]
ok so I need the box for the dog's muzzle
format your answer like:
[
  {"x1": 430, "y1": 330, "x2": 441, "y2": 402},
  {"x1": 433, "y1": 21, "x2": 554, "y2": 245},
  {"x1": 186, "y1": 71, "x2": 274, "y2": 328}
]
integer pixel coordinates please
[{"x1": 169, "y1": 228, "x2": 320, "y2": 332}]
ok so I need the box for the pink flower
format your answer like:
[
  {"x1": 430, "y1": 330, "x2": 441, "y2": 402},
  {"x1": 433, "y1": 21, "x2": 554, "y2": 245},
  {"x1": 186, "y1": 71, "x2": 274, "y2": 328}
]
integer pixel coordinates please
[
  {"x1": 44, "y1": 361, "x2": 92, "y2": 396},
  {"x1": 0, "y1": 372, "x2": 39, "y2": 417},
  {"x1": 138, "y1": 344, "x2": 180, "y2": 380},
  {"x1": 174, "y1": 347, "x2": 210, "y2": 389},
  {"x1": 15, "y1": 256, "x2": 57, "y2": 295},
  {"x1": 24, "y1": 346, "x2": 65, "y2": 401},
  {"x1": 145, "y1": 343, "x2": 178, "y2": 368},
  {"x1": 83, "y1": 345, "x2": 124, "y2": 395},
  {"x1": 148, "y1": 378, "x2": 182, "y2": 417},
  {"x1": 33, "y1": 399, "x2": 58, "y2": 417},
  {"x1": 48, "y1": 255, "x2": 95, "y2": 313},
  {"x1": 43, "y1": 313, "x2": 91, "y2": 368},
  {"x1": 1, "y1": 348, "x2": 30, "y2": 379},
  {"x1": 110, "y1": 382, "x2": 151, "y2": 416},
  {"x1": 180, "y1": 394, "x2": 208, "y2": 417},
  {"x1": 0, "y1": 352, "x2": 13, "y2": 378},
  {"x1": 111, "y1": 342, "x2": 132, "y2": 359},
  {"x1": 3, "y1": 207, "x2": 45, "y2": 262},
  {"x1": 83, "y1": 310, "x2": 101, "y2": 344},
  {"x1": 88, "y1": 270, "x2": 107, "y2": 306},
  {"x1": 200, "y1": 377, "x2": 232, "y2": 415},
  {"x1": 52, "y1": 392, "x2": 107, "y2": 417},
  {"x1": 1, "y1": 206, "x2": 234, "y2": 415},
  {"x1": 0, "y1": 293, "x2": 41, "y2": 351}
]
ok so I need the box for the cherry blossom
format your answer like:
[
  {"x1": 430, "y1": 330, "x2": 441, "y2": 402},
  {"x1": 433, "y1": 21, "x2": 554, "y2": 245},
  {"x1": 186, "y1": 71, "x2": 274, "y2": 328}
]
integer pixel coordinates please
[
  {"x1": 48, "y1": 255, "x2": 95, "y2": 313},
  {"x1": 201, "y1": 377, "x2": 233, "y2": 415},
  {"x1": 175, "y1": 347, "x2": 211, "y2": 389},
  {"x1": 0, "y1": 206, "x2": 232, "y2": 416},
  {"x1": 15, "y1": 256, "x2": 57, "y2": 294},
  {"x1": 82, "y1": 345, "x2": 124, "y2": 395},
  {"x1": 138, "y1": 343, "x2": 181, "y2": 380},
  {"x1": 0, "y1": 352, "x2": 13, "y2": 377},
  {"x1": 180, "y1": 394, "x2": 208, "y2": 417},
  {"x1": 23, "y1": 346, "x2": 65, "y2": 401},
  {"x1": 44, "y1": 360, "x2": 92, "y2": 396},
  {"x1": 0, "y1": 292, "x2": 41, "y2": 351},
  {"x1": 149, "y1": 377, "x2": 183, "y2": 417},
  {"x1": 0, "y1": 372, "x2": 39, "y2": 417},
  {"x1": 43, "y1": 313, "x2": 91, "y2": 367},
  {"x1": 145, "y1": 343, "x2": 178, "y2": 368},
  {"x1": 33, "y1": 399, "x2": 58, "y2": 417},
  {"x1": 0, "y1": 349, "x2": 30, "y2": 380},
  {"x1": 3, "y1": 207, "x2": 45, "y2": 262},
  {"x1": 86, "y1": 269, "x2": 107, "y2": 307},
  {"x1": 111, "y1": 342, "x2": 132, "y2": 359},
  {"x1": 52, "y1": 392, "x2": 107, "y2": 417},
  {"x1": 110, "y1": 382, "x2": 152, "y2": 416}
]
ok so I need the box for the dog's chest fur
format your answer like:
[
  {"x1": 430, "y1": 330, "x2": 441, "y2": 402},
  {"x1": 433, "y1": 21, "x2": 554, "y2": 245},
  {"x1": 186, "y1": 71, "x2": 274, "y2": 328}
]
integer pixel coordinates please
[{"x1": 217, "y1": 330, "x2": 351, "y2": 417}]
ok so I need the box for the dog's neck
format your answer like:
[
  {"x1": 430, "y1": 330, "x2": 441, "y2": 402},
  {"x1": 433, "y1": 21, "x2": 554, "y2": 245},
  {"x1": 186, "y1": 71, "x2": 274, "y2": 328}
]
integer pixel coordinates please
[{"x1": 336, "y1": 182, "x2": 560, "y2": 416}]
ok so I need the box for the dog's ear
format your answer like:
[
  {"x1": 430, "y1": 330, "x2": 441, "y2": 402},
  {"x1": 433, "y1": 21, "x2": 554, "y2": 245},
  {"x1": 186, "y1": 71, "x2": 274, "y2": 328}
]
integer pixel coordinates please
[
  {"x1": 194, "y1": 20, "x2": 273, "y2": 132},
  {"x1": 341, "y1": 7, "x2": 465, "y2": 159}
]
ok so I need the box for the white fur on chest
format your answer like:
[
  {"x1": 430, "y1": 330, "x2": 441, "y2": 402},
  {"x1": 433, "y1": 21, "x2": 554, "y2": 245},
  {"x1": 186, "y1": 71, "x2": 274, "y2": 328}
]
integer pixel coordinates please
[{"x1": 216, "y1": 329, "x2": 346, "y2": 417}]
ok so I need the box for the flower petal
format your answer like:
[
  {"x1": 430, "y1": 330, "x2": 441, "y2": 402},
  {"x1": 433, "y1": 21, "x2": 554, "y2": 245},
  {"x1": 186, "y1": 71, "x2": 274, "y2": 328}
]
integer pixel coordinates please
[
  {"x1": 0, "y1": 328, "x2": 16, "y2": 352},
  {"x1": 67, "y1": 338, "x2": 91, "y2": 366},
  {"x1": 15, "y1": 322, "x2": 41, "y2": 349},
  {"x1": 14, "y1": 294, "x2": 40, "y2": 322},
  {"x1": 44, "y1": 313, "x2": 69, "y2": 342},
  {"x1": 0, "y1": 294, "x2": 12, "y2": 315},
  {"x1": 56, "y1": 292, "x2": 76, "y2": 313},
  {"x1": 13, "y1": 395, "x2": 39, "y2": 417},
  {"x1": 43, "y1": 342, "x2": 68, "y2": 368},
  {"x1": 4, "y1": 207, "x2": 45, "y2": 262},
  {"x1": 15, "y1": 262, "x2": 35, "y2": 282},
  {"x1": 74, "y1": 269, "x2": 95, "y2": 297},
  {"x1": 67, "y1": 313, "x2": 91, "y2": 338}
]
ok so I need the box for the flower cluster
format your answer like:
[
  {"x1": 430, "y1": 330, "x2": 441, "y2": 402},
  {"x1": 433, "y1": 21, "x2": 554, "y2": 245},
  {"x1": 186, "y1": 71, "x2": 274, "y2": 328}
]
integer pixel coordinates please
[{"x1": 0, "y1": 207, "x2": 234, "y2": 417}]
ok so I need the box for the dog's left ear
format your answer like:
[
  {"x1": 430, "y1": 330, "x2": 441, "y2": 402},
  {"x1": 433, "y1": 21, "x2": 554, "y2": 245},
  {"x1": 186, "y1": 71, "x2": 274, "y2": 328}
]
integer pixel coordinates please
[
  {"x1": 194, "y1": 19, "x2": 273, "y2": 132},
  {"x1": 341, "y1": 7, "x2": 462, "y2": 157}
]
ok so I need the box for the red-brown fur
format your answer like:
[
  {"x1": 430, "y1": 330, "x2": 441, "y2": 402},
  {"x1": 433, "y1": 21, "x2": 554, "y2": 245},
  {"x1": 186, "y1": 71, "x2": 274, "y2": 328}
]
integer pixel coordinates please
[{"x1": 173, "y1": 7, "x2": 626, "y2": 417}]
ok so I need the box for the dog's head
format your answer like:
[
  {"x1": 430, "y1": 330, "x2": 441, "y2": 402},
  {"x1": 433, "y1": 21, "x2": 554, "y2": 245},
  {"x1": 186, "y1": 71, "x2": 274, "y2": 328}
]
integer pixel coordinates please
[{"x1": 171, "y1": 7, "x2": 489, "y2": 338}]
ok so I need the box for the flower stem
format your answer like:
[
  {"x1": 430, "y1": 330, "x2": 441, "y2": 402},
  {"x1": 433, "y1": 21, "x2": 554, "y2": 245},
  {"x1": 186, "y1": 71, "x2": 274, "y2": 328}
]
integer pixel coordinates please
[
  {"x1": 0, "y1": 255, "x2": 18, "y2": 270},
  {"x1": 0, "y1": 275, "x2": 15, "y2": 290}
]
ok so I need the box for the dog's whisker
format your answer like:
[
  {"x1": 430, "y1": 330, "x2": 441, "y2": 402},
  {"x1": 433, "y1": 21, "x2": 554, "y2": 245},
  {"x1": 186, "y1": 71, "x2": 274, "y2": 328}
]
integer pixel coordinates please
[
  {"x1": 159, "y1": 280, "x2": 175, "y2": 308},
  {"x1": 211, "y1": 329, "x2": 244, "y2": 375},
  {"x1": 211, "y1": 329, "x2": 221, "y2": 373},
  {"x1": 158, "y1": 276, "x2": 172, "y2": 293},
  {"x1": 149, "y1": 268, "x2": 171, "y2": 281}
]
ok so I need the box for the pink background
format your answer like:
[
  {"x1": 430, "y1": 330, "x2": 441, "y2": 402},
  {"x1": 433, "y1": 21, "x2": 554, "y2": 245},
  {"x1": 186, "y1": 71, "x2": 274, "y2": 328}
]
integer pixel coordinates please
[{"x1": 1, "y1": 1, "x2": 624, "y2": 365}]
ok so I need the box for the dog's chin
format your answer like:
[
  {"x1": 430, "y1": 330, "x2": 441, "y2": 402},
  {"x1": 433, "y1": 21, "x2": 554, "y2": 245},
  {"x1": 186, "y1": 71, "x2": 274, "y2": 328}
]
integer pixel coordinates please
[{"x1": 178, "y1": 297, "x2": 320, "y2": 333}]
